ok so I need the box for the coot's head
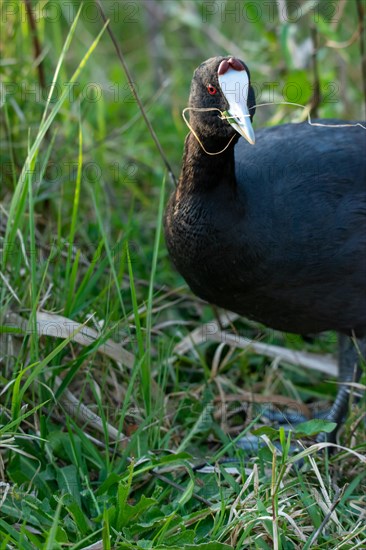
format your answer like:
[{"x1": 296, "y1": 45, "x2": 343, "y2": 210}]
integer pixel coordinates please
[{"x1": 188, "y1": 56, "x2": 256, "y2": 145}]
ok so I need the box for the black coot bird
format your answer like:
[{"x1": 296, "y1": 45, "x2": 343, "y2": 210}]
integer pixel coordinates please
[{"x1": 164, "y1": 56, "x2": 366, "y2": 439}]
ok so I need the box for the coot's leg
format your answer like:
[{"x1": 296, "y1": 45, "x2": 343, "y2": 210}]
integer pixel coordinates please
[{"x1": 317, "y1": 334, "x2": 366, "y2": 443}]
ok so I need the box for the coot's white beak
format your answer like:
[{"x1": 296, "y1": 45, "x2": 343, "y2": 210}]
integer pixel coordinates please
[{"x1": 218, "y1": 67, "x2": 255, "y2": 145}]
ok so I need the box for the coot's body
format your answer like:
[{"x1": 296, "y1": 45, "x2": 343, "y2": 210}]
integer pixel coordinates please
[
  {"x1": 166, "y1": 122, "x2": 366, "y2": 336},
  {"x1": 164, "y1": 56, "x2": 366, "y2": 437}
]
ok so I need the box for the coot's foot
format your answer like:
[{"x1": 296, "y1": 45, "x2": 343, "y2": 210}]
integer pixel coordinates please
[{"x1": 237, "y1": 336, "x2": 365, "y2": 452}]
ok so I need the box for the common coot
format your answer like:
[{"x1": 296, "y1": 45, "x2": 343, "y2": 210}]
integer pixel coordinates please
[{"x1": 164, "y1": 56, "x2": 366, "y2": 439}]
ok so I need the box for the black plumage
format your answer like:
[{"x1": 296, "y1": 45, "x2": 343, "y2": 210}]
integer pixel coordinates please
[{"x1": 164, "y1": 56, "x2": 366, "y2": 437}]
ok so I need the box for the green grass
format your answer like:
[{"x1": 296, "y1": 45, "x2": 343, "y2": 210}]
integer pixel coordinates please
[{"x1": 1, "y1": 1, "x2": 366, "y2": 548}]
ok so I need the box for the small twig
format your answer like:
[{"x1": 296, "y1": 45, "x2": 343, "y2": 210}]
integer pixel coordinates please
[
  {"x1": 23, "y1": 0, "x2": 46, "y2": 90},
  {"x1": 23, "y1": 0, "x2": 53, "y2": 214},
  {"x1": 177, "y1": 327, "x2": 338, "y2": 377},
  {"x1": 213, "y1": 390, "x2": 311, "y2": 418},
  {"x1": 307, "y1": 485, "x2": 346, "y2": 547},
  {"x1": 95, "y1": 0, "x2": 177, "y2": 187},
  {"x1": 7, "y1": 310, "x2": 135, "y2": 367},
  {"x1": 326, "y1": 27, "x2": 361, "y2": 49},
  {"x1": 310, "y1": 25, "x2": 321, "y2": 118},
  {"x1": 356, "y1": 0, "x2": 366, "y2": 118}
]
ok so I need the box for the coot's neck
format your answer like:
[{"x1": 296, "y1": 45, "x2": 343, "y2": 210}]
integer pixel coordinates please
[{"x1": 178, "y1": 131, "x2": 239, "y2": 194}]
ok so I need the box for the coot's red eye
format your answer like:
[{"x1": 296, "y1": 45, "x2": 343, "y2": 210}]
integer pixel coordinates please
[{"x1": 207, "y1": 85, "x2": 217, "y2": 95}]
